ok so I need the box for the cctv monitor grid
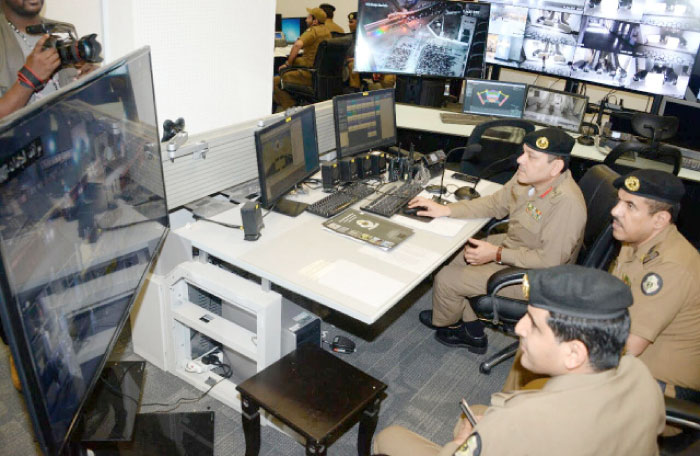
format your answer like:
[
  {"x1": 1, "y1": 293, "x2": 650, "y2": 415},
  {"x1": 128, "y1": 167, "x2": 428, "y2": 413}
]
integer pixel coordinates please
[{"x1": 483, "y1": 0, "x2": 700, "y2": 98}]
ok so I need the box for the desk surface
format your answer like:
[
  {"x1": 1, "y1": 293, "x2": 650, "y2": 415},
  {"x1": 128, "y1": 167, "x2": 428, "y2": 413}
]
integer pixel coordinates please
[
  {"x1": 174, "y1": 174, "x2": 499, "y2": 324},
  {"x1": 395, "y1": 103, "x2": 700, "y2": 182}
]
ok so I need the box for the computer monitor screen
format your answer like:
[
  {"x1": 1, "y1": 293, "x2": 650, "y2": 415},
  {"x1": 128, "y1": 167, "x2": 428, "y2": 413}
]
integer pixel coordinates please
[
  {"x1": 276, "y1": 13, "x2": 282, "y2": 32},
  {"x1": 523, "y1": 85, "x2": 588, "y2": 132},
  {"x1": 254, "y1": 106, "x2": 320, "y2": 208},
  {"x1": 355, "y1": 0, "x2": 491, "y2": 78},
  {"x1": 463, "y1": 79, "x2": 528, "y2": 118},
  {"x1": 281, "y1": 17, "x2": 307, "y2": 44},
  {"x1": 0, "y1": 47, "x2": 169, "y2": 456},
  {"x1": 486, "y1": 0, "x2": 700, "y2": 98},
  {"x1": 333, "y1": 88, "x2": 397, "y2": 159},
  {"x1": 659, "y1": 97, "x2": 700, "y2": 151}
]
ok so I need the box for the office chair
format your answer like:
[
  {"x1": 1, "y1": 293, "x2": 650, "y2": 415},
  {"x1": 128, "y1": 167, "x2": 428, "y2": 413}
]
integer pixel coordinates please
[
  {"x1": 603, "y1": 113, "x2": 683, "y2": 176},
  {"x1": 279, "y1": 36, "x2": 352, "y2": 105},
  {"x1": 660, "y1": 397, "x2": 700, "y2": 455},
  {"x1": 472, "y1": 164, "x2": 620, "y2": 374},
  {"x1": 460, "y1": 119, "x2": 535, "y2": 184}
]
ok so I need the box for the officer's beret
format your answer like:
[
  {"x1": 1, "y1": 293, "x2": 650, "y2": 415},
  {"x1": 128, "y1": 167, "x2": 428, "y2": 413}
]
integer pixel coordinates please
[
  {"x1": 523, "y1": 127, "x2": 575, "y2": 157},
  {"x1": 320, "y1": 3, "x2": 336, "y2": 12},
  {"x1": 613, "y1": 169, "x2": 685, "y2": 204},
  {"x1": 524, "y1": 265, "x2": 632, "y2": 319},
  {"x1": 307, "y1": 7, "x2": 327, "y2": 23},
  {"x1": 348, "y1": 11, "x2": 357, "y2": 20}
]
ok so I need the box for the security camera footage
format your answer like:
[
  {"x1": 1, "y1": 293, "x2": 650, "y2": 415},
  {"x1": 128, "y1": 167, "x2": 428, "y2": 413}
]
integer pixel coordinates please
[
  {"x1": 463, "y1": 79, "x2": 527, "y2": 118},
  {"x1": 523, "y1": 85, "x2": 588, "y2": 131},
  {"x1": 355, "y1": 0, "x2": 491, "y2": 78},
  {"x1": 486, "y1": 0, "x2": 700, "y2": 98}
]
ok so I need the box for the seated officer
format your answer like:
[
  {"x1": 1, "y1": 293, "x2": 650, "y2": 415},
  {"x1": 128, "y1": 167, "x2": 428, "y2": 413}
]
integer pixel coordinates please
[
  {"x1": 610, "y1": 169, "x2": 700, "y2": 402},
  {"x1": 373, "y1": 265, "x2": 665, "y2": 456},
  {"x1": 319, "y1": 3, "x2": 344, "y2": 34},
  {"x1": 408, "y1": 128, "x2": 586, "y2": 352},
  {"x1": 272, "y1": 7, "x2": 331, "y2": 111}
]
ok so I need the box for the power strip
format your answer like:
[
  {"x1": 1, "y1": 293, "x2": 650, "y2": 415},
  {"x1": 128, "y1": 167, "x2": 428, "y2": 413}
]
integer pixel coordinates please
[{"x1": 184, "y1": 360, "x2": 212, "y2": 374}]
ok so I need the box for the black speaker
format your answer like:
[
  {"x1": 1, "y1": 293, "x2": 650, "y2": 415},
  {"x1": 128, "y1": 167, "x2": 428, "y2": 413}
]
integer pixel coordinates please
[
  {"x1": 370, "y1": 151, "x2": 387, "y2": 175},
  {"x1": 339, "y1": 157, "x2": 359, "y2": 182},
  {"x1": 357, "y1": 154, "x2": 373, "y2": 179},
  {"x1": 321, "y1": 161, "x2": 339, "y2": 192}
]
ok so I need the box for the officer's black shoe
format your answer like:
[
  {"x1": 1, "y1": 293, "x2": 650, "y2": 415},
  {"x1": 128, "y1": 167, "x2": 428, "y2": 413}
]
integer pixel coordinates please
[
  {"x1": 434, "y1": 324, "x2": 488, "y2": 354},
  {"x1": 419, "y1": 310, "x2": 462, "y2": 330}
]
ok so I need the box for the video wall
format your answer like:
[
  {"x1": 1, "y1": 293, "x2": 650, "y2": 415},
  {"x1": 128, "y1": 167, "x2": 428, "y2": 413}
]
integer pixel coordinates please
[{"x1": 485, "y1": 0, "x2": 700, "y2": 97}]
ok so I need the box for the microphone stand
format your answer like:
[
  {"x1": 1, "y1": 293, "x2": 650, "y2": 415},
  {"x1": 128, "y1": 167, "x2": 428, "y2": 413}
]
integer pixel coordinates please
[{"x1": 434, "y1": 145, "x2": 480, "y2": 203}]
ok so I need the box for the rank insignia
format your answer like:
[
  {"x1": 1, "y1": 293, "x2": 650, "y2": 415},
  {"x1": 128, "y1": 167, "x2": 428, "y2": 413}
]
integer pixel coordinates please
[
  {"x1": 525, "y1": 202, "x2": 542, "y2": 221},
  {"x1": 522, "y1": 274, "x2": 530, "y2": 299},
  {"x1": 624, "y1": 176, "x2": 640, "y2": 192},
  {"x1": 641, "y1": 273, "x2": 662, "y2": 296},
  {"x1": 536, "y1": 136, "x2": 549, "y2": 149},
  {"x1": 454, "y1": 433, "x2": 481, "y2": 456},
  {"x1": 622, "y1": 274, "x2": 631, "y2": 287},
  {"x1": 642, "y1": 250, "x2": 659, "y2": 264}
]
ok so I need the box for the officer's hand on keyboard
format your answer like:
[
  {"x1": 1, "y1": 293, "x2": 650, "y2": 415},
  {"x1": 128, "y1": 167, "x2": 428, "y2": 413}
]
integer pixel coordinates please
[{"x1": 408, "y1": 196, "x2": 451, "y2": 218}]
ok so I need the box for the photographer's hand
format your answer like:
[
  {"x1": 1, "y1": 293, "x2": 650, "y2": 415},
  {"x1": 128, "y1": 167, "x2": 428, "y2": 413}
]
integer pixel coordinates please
[
  {"x1": 26, "y1": 35, "x2": 61, "y2": 81},
  {"x1": 75, "y1": 62, "x2": 99, "y2": 79}
]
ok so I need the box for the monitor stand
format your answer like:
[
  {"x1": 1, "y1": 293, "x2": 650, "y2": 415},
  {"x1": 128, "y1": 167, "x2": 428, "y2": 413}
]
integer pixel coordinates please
[{"x1": 273, "y1": 197, "x2": 309, "y2": 217}]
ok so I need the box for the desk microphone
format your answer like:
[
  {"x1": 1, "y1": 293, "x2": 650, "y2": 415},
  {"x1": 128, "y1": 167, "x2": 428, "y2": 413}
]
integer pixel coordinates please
[
  {"x1": 452, "y1": 155, "x2": 519, "y2": 201},
  {"x1": 427, "y1": 145, "x2": 478, "y2": 202}
]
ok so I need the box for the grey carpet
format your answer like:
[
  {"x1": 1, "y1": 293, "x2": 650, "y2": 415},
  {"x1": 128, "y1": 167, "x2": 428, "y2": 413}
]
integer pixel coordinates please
[{"x1": 0, "y1": 280, "x2": 515, "y2": 455}]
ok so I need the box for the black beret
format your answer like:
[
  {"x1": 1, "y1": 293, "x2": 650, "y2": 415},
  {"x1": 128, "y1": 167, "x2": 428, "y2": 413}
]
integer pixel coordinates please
[
  {"x1": 523, "y1": 127, "x2": 575, "y2": 157},
  {"x1": 524, "y1": 265, "x2": 632, "y2": 319},
  {"x1": 613, "y1": 169, "x2": 685, "y2": 204},
  {"x1": 348, "y1": 11, "x2": 357, "y2": 20}
]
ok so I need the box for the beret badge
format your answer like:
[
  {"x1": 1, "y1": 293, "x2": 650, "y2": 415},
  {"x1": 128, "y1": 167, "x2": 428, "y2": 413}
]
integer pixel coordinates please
[
  {"x1": 522, "y1": 274, "x2": 530, "y2": 300},
  {"x1": 535, "y1": 137, "x2": 549, "y2": 149},
  {"x1": 624, "y1": 176, "x2": 640, "y2": 192}
]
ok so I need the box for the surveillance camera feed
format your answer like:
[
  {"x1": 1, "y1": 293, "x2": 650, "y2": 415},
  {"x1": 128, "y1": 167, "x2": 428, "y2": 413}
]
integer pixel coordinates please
[
  {"x1": 523, "y1": 85, "x2": 588, "y2": 132},
  {"x1": 463, "y1": 79, "x2": 527, "y2": 118},
  {"x1": 355, "y1": 0, "x2": 491, "y2": 78},
  {"x1": 0, "y1": 47, "x2": 169, "y2": 455},
  {"x1": 486, "y1": 0, "x2": 700, "y2": 98}
]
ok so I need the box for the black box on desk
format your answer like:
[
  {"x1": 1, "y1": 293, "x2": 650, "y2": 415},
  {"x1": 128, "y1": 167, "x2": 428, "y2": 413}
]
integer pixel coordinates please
[
  {"x1": 357, "y1": 154, "x2": 373, "y2": 179},
  {"x1": 370, "y1": 152, "x2": 387, "y2": 176},
  {"x1": 339, "y1": 157, "x2": 359, "y2": 182},
  {"x1": 321, "y1": 161, "x2": 340, "y2": 192}
]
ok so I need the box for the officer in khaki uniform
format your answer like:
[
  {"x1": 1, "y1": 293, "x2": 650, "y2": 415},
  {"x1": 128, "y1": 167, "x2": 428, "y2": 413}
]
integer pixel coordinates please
[
  {"x1": 408, "y1": 128, "x2": 586, "y2": 353},
  {"x1": 272, "y1": 7, "x2": 331, "y2": 111},
  {"x1": 319, "y1": 3, "x2": 344, "y2": 34},
  {"x1": 504, "y1": 170, "x2": 700, "y2": 400},
  {"x1": 373, "y1": 265, "x2": 665, "y2": 456}
]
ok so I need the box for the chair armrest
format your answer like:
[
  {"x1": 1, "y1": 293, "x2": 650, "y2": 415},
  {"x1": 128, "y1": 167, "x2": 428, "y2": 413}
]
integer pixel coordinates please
[
  {"x1": 486, "y1": 218, "x2": 509, "y2": 237},
  {"x1": 666, "y1": 396, "x2": 700, "y2": 431},
  {"x1": 279, "y1": 66, "x2": 316, "y2": 77},
  {"x1": 486, "y1": 267, "x2": 527, "y2": 295}
]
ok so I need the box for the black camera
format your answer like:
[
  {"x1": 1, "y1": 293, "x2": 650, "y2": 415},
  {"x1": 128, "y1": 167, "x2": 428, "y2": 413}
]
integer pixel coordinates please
[{"x1": 26, "y1": 21, "x2": 102, "y2": 67}]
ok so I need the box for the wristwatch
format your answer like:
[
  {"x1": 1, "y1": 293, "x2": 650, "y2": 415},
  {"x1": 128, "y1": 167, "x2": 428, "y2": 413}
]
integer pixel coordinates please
[{"x1": 496, "y1": 246, "x2": 503, "y2": 265}]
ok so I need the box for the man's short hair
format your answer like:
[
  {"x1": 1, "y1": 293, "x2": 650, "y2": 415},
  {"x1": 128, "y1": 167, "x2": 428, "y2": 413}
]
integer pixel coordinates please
[
  {"x1": 547, "y1": 311, "x2": 630, "y2": 372},
  {"x1": 319, "y1": 3, "x2": 335, "y2": 18},
  {"x1": 646, "y1": 197, "x2": 680, "y2": 222},
  {"x1": 546, "y1": 153, "x2": 569, "y2": 173}
]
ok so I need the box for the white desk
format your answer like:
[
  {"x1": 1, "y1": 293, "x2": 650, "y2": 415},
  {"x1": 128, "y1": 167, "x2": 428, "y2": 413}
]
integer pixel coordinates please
[
  {"x1": 174, "y1": 175, "x2": 500, "y2": 324},
  {"x1": 395, "y1": 103, "x2": 700, "y2": 183}
]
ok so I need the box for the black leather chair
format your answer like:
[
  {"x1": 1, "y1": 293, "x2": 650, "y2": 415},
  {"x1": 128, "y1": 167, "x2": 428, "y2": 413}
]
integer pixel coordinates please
[
  {"x1": 472, "y1": 164, "x2": 620, "y2": 374},
  {"x1": 279, "y1": 36, "x2": 352, "y2": 105},
  {"x1": 661, "y1": 397, "x2": 700, "y2": 455},
  {"x1": 603, "y1": 113, "x2": 683, "y2": 176},
  {"x1": 460, "y1": 119, "x2": 535, "y2": 184}
]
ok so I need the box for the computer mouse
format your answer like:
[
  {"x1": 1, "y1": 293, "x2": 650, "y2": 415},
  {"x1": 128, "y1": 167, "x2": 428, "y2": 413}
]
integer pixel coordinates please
[
  {"x1": 455, "y1": 186, "x2": 480, "y2": 201},
  {"x1": 402, "y1": 206, "x2": 421, "y2": 216},
  {"x1": 331, "y1": 335, "x2": 356, "y2": 354}
]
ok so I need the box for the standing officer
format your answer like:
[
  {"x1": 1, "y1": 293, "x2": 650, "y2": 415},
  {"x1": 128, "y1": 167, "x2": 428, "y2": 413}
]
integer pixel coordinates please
[
  {"x1": 374, "y1": 265, "x2": 665, "y2": 456},
  {"x1": 272, "y1": 7, "x2": 331, "y2": 111},
  {"x1": 319, "y1": 3, "x2": 344, "y2": 34},
  {"x1": 408, "y1": 127, "x2": 586, "y2": 353}
]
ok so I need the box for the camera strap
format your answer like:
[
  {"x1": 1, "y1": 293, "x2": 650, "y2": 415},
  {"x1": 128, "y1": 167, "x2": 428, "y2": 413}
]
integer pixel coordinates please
[{"x1": 17, "y1": 65, "x2": 46, "y2": 92}]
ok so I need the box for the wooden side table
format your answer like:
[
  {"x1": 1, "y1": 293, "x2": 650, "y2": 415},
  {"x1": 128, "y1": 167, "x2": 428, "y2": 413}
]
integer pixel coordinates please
[{"x1": 236, "y1": 344, "x2": 387, "y2": 456}]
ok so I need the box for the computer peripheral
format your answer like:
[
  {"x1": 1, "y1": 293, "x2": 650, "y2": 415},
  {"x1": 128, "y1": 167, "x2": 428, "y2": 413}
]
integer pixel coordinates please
[
  {"x1": 441, "y1": 112, "x2": 497, "y2": 126},
  {"x1": 577, "y1": 135, "x2": 595, "y2": 146},
  {"x1": 360, "y1": 181, "x2": 424, "y2": 218},
  {"x1": 321, "y1": 161, "x2": 340, "y2": 192},
  {"x1": 462, "y1": 79, "x2": 528, "y2": 119},
  {"x1": 241, "y1": 202, "x2": 263, "y2": 241},
  {"x1": 306, "y1": 182, "x2": 375, "y2": 218},
  {"x1": 330, "y1": 335, "x2": 356, "y2": 354},
  {"x1": 402, "y1": 206, "x2": 420, "y2": 216},
  {"x1": 425, "y1": 184, "x2": 446, "y2": 194},
  {"x1": 455, "y1": 186, "x2": 480, "y2": 201},
  {"x1": 451, "y1": 172, "x2": 480, "y2": 184},
  {"x1": 339, "y1": 157, "x2": 359, "y2": 182}
]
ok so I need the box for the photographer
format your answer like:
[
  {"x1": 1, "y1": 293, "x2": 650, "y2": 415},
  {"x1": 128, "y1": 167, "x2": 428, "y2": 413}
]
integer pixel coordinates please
[{"x1": 0, "y1": 0, "x2": 95, "y2": 118}]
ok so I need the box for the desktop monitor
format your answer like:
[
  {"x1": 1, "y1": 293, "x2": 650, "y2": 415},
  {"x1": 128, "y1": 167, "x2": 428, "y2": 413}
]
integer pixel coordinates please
[
  {"x1": 0, "y1": 46, "x2": 169, "y2": 455},
  {"x1": 333, "y1": 88, "x2": 397, "y2": 159},
  {"x1": 281, "y1": 17, "x2": 307, "y2": 44},
  {"x1": 659, "y1": 97, "x2": 700, "y2": 151},
  {"x1": 523, "y1": 85, "x2": 588, "y2": 132},
  {"x1": 275, "y1": 13, "x2": 282, "y2": 32},
  {"x1": 355, "y1": 0, "x2": 492, "y2": 78},
  {"x1": 485, "y1": 0, "x2": 700, "y2": 98},
  {"x1": 254, "y1": 106, "x2": 320, "y2": 213},
  {"x1": 463, "y1": 79, "x2": 528, "y2": 118}
]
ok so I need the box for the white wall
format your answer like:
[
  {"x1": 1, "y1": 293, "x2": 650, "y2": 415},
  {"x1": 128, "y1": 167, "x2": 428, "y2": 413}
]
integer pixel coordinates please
[
  {"x1": 276, "y1": 0, "x2": 356, "y2": 33},
  {"x1": 42, "y1": 0, "x2": 276, "y2": 137}
]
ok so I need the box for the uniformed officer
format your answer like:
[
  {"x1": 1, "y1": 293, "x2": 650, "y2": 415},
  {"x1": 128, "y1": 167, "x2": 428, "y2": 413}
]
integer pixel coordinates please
[
  {"x1": 408, "y1": 127, "x2": 586, "y2": 353},
  {"x1": 319, "y1": 3, "x2": 344, "y2": 34},
  {"x1": 504, "y1": 169, "x2": 700, "y2": 400},
  {"x1": 373, "y1": 265, "x2": 665, "y2": 456},
  {"x1": 610, "y1": 169, "x2": 700, "y2": 401},
  {"x1": 272, "y1": 7, "x2": 331, "y2": 111}
]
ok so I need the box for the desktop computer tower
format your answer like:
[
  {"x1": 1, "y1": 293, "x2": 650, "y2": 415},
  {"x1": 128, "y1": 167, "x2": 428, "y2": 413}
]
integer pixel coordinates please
[{"x1": 221, "y1": 298, "x2": 320, "y2": 383}]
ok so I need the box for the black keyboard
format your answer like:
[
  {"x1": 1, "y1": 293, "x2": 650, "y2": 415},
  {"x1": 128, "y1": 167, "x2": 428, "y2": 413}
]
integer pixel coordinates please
[
  {"x1": 306, "y1": 182, "x2": 375, "y2": 218},
  {"x1": 360, "y1": 181, "x2": 424, "y2": 218}
]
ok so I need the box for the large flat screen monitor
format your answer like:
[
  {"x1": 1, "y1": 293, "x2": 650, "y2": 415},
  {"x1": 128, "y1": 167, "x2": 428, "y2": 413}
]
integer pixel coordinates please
[
  {"x1": 333, "y1": 88, "x2": 397, "y2": 159},
  {"x1": 486, "y1": 0, "x2": 700, "y2": 98},
  {"x1": 281, "y1": 17, "x2": 307, "y2": 44},
  {"x1": 254, "y1": 106, "x2": 320, "y2": 214},
  {"x1": 0, "y1": 46, "x2": 169, "y2": 455},
  {"x1": 659, "y1": 97, "x2": 700, "y2": 151},
  {"x1": 523, "y1": 85, "x2": 588, "y2": 132},
  {"x1": 463, "y1": 78, "x2": 528, "y2": 118},
  {"x1": 355, "y1": 0, "x2": 491, "y2": 78}
]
